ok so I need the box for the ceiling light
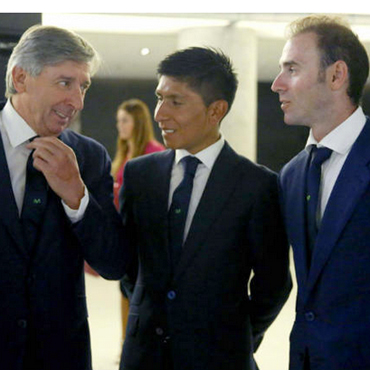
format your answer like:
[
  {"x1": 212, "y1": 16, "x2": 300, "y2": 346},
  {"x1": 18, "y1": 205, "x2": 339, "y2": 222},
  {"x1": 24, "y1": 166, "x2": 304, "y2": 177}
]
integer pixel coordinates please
[{"x1": 140, "y1": 48, "x2": 151, "y2": 56}]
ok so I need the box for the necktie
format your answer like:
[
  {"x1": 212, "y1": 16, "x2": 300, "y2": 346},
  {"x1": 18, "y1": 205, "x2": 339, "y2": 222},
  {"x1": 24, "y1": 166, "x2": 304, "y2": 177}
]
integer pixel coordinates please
[
  {"x1": 168, "y1": 156, "x2": 200, "y2": 269},
  {"x1": 21, "y1": 144, "x2": 48, "y2": 249},
  {"x1": 306, "y1": 145, "x2": 332, "y2": 259}
]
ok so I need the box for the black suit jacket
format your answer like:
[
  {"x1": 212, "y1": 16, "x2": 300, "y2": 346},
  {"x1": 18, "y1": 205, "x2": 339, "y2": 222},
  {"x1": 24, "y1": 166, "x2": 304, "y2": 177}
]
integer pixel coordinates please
[
  {"x1": 0, "y1": 122, "x2": 127, "y2": 370},
  {"x1": 119, "y1": 141, "x2": 292, "y2": 370}
]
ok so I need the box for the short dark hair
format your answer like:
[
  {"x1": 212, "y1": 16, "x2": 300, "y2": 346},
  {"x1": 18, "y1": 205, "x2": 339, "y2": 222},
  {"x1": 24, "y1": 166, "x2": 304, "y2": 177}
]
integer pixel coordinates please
[
  {"x1": 157, "y1": 47, "x2": 238, "y2": 112},
  {"x1": 288, "y1": 15, "x2": 369, "y2": 105}
]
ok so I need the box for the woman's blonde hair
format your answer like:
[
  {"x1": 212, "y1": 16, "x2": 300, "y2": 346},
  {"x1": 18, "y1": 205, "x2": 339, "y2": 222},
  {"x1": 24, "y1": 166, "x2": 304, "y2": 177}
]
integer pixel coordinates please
[{"x1": 111, "y1": 99, "x2": 155, "y2": 179}]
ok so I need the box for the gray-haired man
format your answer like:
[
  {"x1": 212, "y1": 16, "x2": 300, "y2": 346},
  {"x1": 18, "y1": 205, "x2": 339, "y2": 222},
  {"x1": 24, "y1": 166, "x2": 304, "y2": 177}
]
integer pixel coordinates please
[{"x1": 0, "y1": 25, "x2": 127, "y2": 370}]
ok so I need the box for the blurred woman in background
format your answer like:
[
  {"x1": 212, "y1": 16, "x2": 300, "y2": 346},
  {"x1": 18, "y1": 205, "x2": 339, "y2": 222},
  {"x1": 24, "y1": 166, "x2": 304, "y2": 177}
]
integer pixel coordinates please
[{"x1": 112, "y1": 98, "x2": 165, "y2": 206}]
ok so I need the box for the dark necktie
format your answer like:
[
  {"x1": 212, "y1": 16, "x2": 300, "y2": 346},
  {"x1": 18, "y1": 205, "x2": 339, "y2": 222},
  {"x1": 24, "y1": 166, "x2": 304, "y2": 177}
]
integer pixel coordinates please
[
  {"x1": 168, "y1": 156, "x2": 200, "y2": 269},
  {"x1": 21, "y1": 143, "x2": 48, "y2": 249},
  {"x1": 306, "y1": 145, "x2": 332, "y2": 259}
]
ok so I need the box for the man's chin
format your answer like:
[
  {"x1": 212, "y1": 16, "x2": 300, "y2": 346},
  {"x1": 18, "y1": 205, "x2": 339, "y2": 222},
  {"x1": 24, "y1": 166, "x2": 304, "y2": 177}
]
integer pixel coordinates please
[{"x1": 40, "y1": 123, "x2": 69, "y2": 137}]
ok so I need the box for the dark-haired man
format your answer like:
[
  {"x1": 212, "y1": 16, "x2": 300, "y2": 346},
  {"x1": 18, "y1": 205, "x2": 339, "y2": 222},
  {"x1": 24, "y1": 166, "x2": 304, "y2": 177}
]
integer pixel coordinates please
[
  {"x1": 272, "y1": 15, "x2": 370, "y2": 370},
  {"x1": 119, "y1": 46, "x2": 291, "y2": 370}
]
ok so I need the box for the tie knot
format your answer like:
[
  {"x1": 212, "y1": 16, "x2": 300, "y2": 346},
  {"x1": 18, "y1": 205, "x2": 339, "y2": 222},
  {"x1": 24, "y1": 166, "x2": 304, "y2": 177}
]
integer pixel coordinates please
[
  {"x1": 310, "y1": 146, "x2": 332, "y2": 167},
  {"x1": 182, "y1": 156, "x2": 200, "y2": 177}
]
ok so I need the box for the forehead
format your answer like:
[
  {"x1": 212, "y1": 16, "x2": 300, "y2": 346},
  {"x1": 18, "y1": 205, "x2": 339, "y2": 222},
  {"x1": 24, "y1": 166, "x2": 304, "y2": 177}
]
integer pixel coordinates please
[
  {"x1": 156, "y1": 75, "x2": 196, "y2": 96},
  {"x1": 42, "y1": 60, "x2": 91, "y2": 81},
  {"x1": 280, "y1": 32, "x2": 321, "y2": 66}
]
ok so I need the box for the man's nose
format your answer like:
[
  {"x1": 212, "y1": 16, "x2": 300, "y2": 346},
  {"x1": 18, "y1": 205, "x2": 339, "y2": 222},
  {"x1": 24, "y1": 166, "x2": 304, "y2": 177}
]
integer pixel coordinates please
[
  {"x1": 69, "y1": 86, "x2": 85, "y2": 111},
  {"x1": 271, "y1": 73, "x2": 285, "y2": 93}
]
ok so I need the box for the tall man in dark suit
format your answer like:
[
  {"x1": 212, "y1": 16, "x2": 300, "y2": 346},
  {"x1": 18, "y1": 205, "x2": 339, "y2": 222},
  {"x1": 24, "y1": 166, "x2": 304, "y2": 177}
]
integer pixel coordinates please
[
  {"x1": 119, "y1": 46, "x2": 292, "y2": 370},
  {"x1": 0, "y1": 25, "x2": 127, "y2": 370},
  {"x1": 272, "y1": 15, "x2": 370, "y2": 370}
]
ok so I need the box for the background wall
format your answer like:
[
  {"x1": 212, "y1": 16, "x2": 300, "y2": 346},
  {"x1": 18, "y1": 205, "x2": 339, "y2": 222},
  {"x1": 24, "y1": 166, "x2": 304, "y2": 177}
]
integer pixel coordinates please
[{"x1": 0, "y1": 13, "x2": 42, "y2": 101}]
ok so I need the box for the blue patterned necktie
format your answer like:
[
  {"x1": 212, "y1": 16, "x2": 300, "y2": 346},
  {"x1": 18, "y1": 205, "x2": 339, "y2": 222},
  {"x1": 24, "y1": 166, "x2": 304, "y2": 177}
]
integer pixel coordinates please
[
  {"x1": 21, "y1": 138, "x2": 48, "y2": 249},
  {"x1": 168, "y1": 156, "x2": 200, "y2": 269},
  {"x1": 306, "y1": 145, "x2": 332, "y2": 260}
]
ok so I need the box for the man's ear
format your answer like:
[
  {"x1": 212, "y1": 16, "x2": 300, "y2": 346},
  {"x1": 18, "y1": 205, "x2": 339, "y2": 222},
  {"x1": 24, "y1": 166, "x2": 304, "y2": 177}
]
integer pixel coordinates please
[
  {"x1": 208, "y1": 100, "x2": 229, "y2": 126},
  {"x1": 329, "y1": 60, "x2": 348, "y2": 91},
  {"x1": 12, "y1": 66, "x2": 28, "y2": 93}
]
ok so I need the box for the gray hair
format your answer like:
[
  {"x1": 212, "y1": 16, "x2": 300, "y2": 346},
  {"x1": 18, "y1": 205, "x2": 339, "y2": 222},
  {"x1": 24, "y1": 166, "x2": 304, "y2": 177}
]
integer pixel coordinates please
[{"x1": 6, "y1": 24, "x2": 100, "y2": 98}]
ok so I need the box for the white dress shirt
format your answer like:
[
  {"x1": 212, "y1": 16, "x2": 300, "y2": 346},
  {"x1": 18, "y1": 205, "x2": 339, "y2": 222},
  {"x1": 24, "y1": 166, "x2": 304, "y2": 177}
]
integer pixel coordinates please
[
  {"x1": 305, "y1": 106, "x2": 366, "y2": 219},
  {"x1": 169, "y1": 135, "x2": 225, "y2": 242},
  {"x1": 0, "y1": 99, "x2": 88, "y2": 221}
]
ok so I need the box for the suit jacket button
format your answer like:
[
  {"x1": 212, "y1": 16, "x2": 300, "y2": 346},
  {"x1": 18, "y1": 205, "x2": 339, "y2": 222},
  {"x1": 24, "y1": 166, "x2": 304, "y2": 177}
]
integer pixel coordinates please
[
  {"x1": 167, "y1": 290, "x2": 176, "y2": 300},
  {"x1": 305, "y1": 311, "x2": 315, "y2": 322}
]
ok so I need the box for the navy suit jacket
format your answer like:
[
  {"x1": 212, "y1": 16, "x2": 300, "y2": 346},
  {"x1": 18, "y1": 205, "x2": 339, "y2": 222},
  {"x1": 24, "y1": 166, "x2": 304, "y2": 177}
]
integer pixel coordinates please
[
  {"x1": 0, "y1": 117, "x2": 127, "y2": 370},
  {"x1": 279, "y1": 118, "x2": 370, "y2": 370},
  {"x1": 119, "y1": 141, "x2": 292, "y2": 370}
]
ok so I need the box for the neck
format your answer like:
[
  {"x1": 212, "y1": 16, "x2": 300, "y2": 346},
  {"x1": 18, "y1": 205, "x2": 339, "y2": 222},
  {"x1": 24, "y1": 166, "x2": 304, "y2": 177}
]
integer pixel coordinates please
[{"x1": 311, "y1": 104, "x2": 358, "y2": 142}]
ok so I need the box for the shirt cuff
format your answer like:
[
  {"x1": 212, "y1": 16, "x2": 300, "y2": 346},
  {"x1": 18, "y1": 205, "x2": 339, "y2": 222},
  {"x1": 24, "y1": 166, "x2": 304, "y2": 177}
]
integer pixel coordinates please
[{"x1": 62, "y1": 186, "x2": 89, "y2": 223}]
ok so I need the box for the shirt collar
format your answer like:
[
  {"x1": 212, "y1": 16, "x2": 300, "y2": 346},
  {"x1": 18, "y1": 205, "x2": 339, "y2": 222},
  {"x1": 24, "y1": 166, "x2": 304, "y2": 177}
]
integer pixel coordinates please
[
  {"x1": 175, "y1": 134, "x2": 225, "y2": 170},
  {"x1": 2, "y1": 99, "x2": 37, "y2": 148},
  {"x1": 306, "y1": 106, "x2": 367, "y2": 155}
]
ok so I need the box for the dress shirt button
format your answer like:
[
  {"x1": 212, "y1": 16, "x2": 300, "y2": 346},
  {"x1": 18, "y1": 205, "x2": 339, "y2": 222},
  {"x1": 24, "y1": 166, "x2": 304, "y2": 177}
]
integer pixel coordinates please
[
  {"x1": 167, "y1": 290, "x2": 176, "y2": 300},
  {"x1": 305, "y1": 311, "x2": 315, "y2": 322},
  {"x1": 155, "y1": 327, "x2": 164, "y2": 336},
  {"x1": 18, "y1": 319, "x2": 27, "y2": 329}
]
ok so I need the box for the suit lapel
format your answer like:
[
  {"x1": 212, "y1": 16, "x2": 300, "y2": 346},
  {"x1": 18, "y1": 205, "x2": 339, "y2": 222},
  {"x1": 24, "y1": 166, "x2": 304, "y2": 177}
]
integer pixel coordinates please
[
  {"x1": 307, "y1": 120, "x2": 370, "y2": 293},
  {"x1": 173, "y1": 142, "x2": 242, "y2": 280},
  {"x1": 147, "y1": 151, "x2": 174, "y2": 283},
  {"x1": 282, "y1": 150, "x2": 311, "y2": 292},
  {"x1": 0, "y1": 131, "x2": 28, "y2": 255}
]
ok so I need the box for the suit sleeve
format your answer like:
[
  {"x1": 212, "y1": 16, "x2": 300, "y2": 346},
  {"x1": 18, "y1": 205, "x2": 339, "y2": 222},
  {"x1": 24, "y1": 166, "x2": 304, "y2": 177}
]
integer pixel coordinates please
[
  {"x1": 71, "y1": 140, "x2": 129, "y2": 280},
  {"x1": 247, "y1": 172, "x2": 292, "y2": 351}
]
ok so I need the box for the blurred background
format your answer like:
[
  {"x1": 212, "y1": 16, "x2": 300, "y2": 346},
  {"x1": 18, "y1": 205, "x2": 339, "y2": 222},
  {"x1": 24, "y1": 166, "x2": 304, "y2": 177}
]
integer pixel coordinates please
[{"x1": 1, "y1": 8, "x2": 370, "y2": 369}]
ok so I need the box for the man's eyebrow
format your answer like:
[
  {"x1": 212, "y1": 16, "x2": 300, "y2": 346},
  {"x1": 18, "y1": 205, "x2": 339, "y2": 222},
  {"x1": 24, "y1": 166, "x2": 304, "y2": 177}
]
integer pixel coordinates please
[
  {"x1": 155, "y1": 91, "x2": 185, "y2": 99},
  {"x1": 280, "y1": 60, "x2": 299, "y2": 68}
]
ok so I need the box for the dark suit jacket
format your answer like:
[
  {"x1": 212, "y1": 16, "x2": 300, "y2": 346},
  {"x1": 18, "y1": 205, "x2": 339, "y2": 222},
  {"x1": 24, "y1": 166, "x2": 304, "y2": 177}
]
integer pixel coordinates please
[
  {"x1": 0, "y1": 123, "x2": 127, "y2": 370},
  {"x1": 119, "y1": 141, "x2": 292, "y2": 370},
  {"x1": 279, "y1": 118, "x2": 370, "y2": 370}
]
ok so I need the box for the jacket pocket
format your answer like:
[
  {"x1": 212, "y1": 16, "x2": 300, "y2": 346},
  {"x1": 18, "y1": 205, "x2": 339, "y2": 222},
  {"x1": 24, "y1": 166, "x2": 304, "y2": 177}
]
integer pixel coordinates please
[
  {"x1": 130, "y1": 284, "x2": 145, "y2": 305},
  {"x1": 126, "y1": 313, "x2": 139, "y2": 337}
]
